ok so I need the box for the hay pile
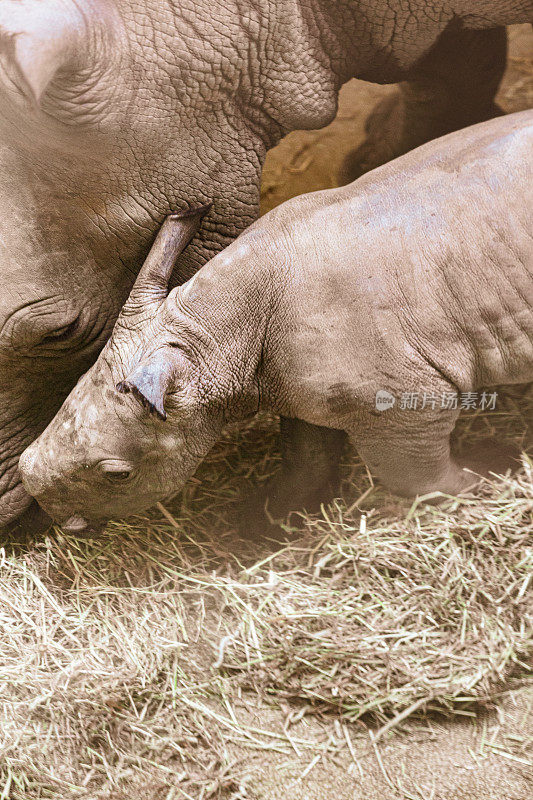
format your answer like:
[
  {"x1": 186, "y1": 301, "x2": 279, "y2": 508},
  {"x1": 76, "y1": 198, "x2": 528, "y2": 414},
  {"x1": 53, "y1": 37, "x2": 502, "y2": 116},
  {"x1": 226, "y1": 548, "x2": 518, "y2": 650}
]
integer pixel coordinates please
[
  {"x1": 217, "y1": 481, "x2": 532, "y2": 724},
  {"x1": 0, "y1": 398, "x2": 532, "y2": 798}
]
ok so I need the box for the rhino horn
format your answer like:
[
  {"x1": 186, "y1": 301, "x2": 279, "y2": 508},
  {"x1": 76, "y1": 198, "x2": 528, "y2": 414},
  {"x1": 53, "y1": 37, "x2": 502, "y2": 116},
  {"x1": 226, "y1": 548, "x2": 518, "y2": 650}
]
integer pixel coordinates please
[
  {"x1": 0, "y1": 0, "x2": 107, "y2": 106},
  {"x1": 128, "y1": 204, "x2": 212, "y2": 304}
]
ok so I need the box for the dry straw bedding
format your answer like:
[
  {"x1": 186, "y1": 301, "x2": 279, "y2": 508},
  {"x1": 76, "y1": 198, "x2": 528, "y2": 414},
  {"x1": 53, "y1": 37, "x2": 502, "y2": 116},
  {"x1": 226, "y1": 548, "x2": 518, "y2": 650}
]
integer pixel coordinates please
[{"x1": 0, "y1": 395, "x2": 532, "y2": 798}]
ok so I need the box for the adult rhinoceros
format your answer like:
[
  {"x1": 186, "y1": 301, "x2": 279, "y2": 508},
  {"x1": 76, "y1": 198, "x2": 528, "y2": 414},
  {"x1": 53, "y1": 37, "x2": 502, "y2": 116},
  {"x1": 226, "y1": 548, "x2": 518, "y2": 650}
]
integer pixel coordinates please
[{"x1": 0, "y1": 0, "x2": 531, "y2": 533}]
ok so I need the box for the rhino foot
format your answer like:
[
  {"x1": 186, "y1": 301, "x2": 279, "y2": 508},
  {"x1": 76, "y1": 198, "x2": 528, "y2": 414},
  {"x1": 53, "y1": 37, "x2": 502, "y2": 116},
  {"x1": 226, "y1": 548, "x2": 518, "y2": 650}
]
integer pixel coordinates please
[
  {"x1": 453, "y1": 440, "x2": 522, "y2": 483},
  {"x1": 251, "y1": 470, "x2": 338, "y2": 522},
  {"x1": 238, "y1": 418, "x2": 346, "y2": 536}
]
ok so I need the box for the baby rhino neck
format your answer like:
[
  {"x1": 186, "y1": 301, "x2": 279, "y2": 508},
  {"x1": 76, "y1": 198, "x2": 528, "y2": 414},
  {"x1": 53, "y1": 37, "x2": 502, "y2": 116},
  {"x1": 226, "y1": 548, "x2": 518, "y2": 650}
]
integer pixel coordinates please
[{"x1": 173, "y1": 239, "x2": 273, "y2": 418}]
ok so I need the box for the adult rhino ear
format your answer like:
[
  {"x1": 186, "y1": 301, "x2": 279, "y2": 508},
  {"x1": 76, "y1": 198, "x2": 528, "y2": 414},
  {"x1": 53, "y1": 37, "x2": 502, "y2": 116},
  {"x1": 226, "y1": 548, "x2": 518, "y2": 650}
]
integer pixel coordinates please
[
  {"x1": 0, "y1": 0, "x2": 114, "y2": 106},
  {"x1": 116, "y1": 349, "x2": 189, "y2": 422}
]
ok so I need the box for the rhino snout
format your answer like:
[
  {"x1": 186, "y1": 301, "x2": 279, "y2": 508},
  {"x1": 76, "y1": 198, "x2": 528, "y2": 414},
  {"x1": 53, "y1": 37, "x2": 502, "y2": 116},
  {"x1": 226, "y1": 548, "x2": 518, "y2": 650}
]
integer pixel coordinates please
[{"x1": 18, "y1": 439, "x2": 69, "y2": 508}]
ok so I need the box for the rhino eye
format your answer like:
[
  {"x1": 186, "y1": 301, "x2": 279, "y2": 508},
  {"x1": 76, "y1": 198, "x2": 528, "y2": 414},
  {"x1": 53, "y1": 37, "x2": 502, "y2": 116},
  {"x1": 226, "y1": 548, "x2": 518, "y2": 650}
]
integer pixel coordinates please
[
  {"x1": 107, "y1": 469, "x2": 131, "y2": 482},
  {"x1": 98, "y1": 460, "x2": 135, "y2": 483},
  {"x1": 40, "y1": 316, "x2": 81, "y2": 345}
]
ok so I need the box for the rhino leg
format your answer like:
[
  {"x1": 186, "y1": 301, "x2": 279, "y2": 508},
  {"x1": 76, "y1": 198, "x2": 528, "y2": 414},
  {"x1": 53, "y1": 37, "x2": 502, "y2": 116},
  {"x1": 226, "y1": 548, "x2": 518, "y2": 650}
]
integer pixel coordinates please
[
  {"x1": 351, "y1": 407, "x2": 473, "y2": 498},
  {"x1": 251, "y1": 418, "x2": 347, "y2": 523},
  {"x1": 340, "y1": 25, "x2": 507, "y2": 183}
]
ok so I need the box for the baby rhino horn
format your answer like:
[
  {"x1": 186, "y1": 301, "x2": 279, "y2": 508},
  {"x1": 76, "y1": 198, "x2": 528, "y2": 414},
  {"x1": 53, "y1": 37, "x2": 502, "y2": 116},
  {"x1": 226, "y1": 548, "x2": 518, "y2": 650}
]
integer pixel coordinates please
[{"x1": 116, "y1": 353, "x2": 176, "y2": 421}]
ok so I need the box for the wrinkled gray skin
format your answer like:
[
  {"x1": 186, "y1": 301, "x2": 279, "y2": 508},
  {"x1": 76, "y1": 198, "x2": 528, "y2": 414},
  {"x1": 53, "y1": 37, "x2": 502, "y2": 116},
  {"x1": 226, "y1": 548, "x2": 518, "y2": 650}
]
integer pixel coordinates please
[
  {"x1": 2, "y1": 0, "x2": 533, "y2": 532},
  {"x1": 19, "y1": 110, "x2": 533, "y2": 527}
]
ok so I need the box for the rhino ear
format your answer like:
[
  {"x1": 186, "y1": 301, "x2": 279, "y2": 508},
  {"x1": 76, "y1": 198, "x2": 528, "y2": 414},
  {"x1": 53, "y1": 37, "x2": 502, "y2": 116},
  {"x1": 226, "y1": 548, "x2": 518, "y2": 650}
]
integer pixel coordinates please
[
  {"x1": 0, "y1": 0, "x2": 97, "y2": 105},
  {"x1": 128, "y1": 205, "x2": 212, "y2": 304},
  {"x1": 116, "y1": 351, "x2": 183, "y2": 422}
]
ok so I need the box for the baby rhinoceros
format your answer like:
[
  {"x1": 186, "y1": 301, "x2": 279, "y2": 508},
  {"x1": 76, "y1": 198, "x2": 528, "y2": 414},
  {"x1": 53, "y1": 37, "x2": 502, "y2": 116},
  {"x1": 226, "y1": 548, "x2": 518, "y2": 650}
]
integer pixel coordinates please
[{"x1": 19, "y1": 109, "x2": 533, "y2": 530}]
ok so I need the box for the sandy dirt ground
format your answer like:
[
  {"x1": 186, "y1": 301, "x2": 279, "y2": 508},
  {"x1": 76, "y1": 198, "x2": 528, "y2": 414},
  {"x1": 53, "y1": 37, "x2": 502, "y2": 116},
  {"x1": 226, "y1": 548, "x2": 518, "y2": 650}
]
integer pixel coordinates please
[
  {"x1": 229, "y1": 685, "x2": 532, "y2": 799},
  {"x1": 243, "y1": 24, "x2": 533, "y2": 800}
]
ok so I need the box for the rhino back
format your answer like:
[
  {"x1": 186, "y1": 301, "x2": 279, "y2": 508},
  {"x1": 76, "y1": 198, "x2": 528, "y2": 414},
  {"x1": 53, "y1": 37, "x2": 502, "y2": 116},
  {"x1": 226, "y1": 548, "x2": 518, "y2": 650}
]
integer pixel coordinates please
[
  {"x1": 381, "y1": 109, "x2": 533, "y2": 390},
  {"x1": 259, "y1": 110, "x2": 533, "y2": 420}
]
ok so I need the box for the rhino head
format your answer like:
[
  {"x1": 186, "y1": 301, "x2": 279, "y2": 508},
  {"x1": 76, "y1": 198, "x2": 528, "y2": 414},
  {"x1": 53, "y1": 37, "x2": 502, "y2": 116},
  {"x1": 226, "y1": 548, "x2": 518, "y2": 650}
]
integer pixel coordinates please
[
  {"x1": 0, "y1": 0, "x2": 127, "y2": 532},
  {"x1": 19, "y1": 207, "x2": 228, "y2": 529}
]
